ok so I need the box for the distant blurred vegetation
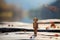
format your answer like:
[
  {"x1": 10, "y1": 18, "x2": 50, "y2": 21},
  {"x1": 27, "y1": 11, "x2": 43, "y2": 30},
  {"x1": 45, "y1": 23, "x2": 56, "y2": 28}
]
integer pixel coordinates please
[
  {"x1": 0, "y1": 0, "x2": 22, "y2": 22},
  {"x1": 29, "y1": 0, "x2": 60, "y2": 20}
]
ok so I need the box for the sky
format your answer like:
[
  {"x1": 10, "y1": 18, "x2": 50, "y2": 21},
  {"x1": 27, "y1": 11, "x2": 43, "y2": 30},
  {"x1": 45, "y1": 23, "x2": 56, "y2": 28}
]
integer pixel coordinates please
[
  {"x1": 5, "y1": 0, "x2": 56, "y2": 10},
  {"x1": 4, "y1": 0, "x2": 57, "y2": 23}
]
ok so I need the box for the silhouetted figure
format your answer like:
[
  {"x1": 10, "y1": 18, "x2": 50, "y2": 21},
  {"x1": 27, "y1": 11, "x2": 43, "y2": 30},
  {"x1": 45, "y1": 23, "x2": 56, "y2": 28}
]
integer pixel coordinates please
[
  {"x1": 33, "y1": 17, "x2": 38, "y2": 36},
  {"x1": 50, "y1": 22, "x2": 56, "y2": 28}
]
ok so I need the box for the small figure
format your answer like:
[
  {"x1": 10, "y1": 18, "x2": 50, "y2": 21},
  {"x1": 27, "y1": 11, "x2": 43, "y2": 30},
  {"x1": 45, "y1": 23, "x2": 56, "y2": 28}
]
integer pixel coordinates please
[
  {"x1": 50, "y1": 22, "x2": 56, "y2": 28},
  {"x1": 33, "y1": 17, "x2": 38, "y2": 36}
]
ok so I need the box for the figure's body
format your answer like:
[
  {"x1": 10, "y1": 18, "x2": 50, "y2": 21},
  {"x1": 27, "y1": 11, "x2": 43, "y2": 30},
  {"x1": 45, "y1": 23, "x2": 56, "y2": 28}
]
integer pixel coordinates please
[{"x1": 33, "y1": 17, "x2": 38, "y2": 36}]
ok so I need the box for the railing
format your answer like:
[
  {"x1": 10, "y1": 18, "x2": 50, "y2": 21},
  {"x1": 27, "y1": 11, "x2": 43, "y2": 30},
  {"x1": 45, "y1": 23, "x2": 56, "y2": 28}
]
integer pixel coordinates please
[{"x1": 33, "y1": 17, "x2": 56, "y2": 36}]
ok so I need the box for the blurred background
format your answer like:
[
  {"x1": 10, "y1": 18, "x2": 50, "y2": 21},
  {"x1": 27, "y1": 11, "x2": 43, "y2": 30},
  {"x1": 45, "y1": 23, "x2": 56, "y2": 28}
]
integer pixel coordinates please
[{"x1": 0, "y1": 0, "x2": 60, "y2": 23}]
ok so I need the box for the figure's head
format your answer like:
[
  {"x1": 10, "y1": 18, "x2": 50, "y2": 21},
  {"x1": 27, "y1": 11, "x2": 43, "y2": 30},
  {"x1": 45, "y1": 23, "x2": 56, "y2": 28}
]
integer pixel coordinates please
[{"x1": 33, "y1": 17, "x2": 38, "y2": 22}]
